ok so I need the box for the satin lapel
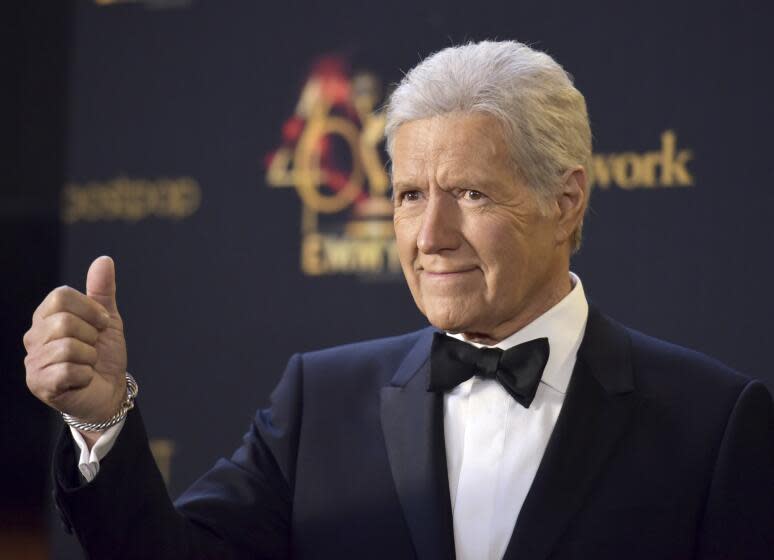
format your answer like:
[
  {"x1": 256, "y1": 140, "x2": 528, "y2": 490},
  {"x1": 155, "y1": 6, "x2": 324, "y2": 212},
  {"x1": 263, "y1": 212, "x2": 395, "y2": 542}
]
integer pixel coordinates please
[
  {"x1": 504, "y1": 307, "x2": 639, "y2": 560},
  {"x1": 380, "y1": 328, "x2": 455, "y2": 560}
]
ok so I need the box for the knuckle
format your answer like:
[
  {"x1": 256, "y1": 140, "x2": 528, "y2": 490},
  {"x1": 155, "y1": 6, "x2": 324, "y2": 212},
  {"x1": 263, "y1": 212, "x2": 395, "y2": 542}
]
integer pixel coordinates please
[
  {"x1": 50, "y1": 286, "x2": 74, "y2": 309},
  {"x1": 52, "y1": 313, "x2": 72, "y2": 336},
  {"x1": 24, "y1": 352, "x2": 41, "y2": 374},
  {"x1": 49, "y1": 291, "x2": 63, "y2": 310}
]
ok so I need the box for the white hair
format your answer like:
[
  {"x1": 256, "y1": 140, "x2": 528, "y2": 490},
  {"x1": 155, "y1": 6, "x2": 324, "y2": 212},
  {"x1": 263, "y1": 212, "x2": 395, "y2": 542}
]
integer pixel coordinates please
[{"x1": 385, "y1": 40, "x2": 592, "y2": 250}]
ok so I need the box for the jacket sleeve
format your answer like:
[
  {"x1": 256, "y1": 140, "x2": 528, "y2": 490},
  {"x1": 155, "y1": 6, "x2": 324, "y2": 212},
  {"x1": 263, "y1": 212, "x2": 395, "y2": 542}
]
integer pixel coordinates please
[
  {"x1": 53, "y1": 353, "x2": 305, "y2": 560},
  {"x1": 695, "y1": 379, "x2": 774, "y2": 560}
]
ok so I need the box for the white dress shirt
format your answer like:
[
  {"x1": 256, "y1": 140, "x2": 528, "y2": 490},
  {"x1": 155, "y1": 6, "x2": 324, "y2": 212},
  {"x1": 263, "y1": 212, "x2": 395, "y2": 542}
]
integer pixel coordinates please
[
  {"x1": 444, "y1": 273, "x2": 588, "y2": 560},
  {"x1": 70, "y1": 418, "x2": 124, "y2": 481},
  {"x1": 73, "y1": 273, "x2": 588, "y2": 560}
]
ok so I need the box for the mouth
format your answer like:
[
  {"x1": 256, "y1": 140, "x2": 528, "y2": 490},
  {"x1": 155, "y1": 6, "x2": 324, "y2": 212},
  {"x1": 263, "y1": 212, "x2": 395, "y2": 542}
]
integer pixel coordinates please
[{"x1": 420, "y1": 267, "x2": 478, "y2": 278}]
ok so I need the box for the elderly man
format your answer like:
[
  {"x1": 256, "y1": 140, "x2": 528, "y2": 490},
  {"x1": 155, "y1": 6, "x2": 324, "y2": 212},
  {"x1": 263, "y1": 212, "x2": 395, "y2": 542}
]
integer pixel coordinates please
[{"x1": 24, "y1": 41, "x2": 773, "y2": 559}]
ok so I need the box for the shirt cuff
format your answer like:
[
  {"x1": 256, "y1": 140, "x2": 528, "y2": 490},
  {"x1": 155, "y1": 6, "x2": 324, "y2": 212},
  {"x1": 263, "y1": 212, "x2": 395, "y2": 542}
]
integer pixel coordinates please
[{"x1": 69, "y1": 418, "x2": 126, "y2": 482}]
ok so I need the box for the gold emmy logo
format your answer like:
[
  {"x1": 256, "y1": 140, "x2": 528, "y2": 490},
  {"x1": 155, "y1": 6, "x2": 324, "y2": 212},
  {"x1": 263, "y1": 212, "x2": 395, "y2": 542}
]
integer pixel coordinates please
[
  {"x1": 265, "y1": 56, "x2": 400, "y2": 277},
  {"x1": 265, "y1": 56, "x2": 696, "y2": 276}
]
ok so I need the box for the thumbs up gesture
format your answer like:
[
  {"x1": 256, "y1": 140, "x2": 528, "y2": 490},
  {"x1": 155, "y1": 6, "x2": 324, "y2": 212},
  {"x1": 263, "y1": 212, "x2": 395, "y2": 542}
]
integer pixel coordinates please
[{"x1": 24, "y1": 256, "x2": 129, "y2": 433}]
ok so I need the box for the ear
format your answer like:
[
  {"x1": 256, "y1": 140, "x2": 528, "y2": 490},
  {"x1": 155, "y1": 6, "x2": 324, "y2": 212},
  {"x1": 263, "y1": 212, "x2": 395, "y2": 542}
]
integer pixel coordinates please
[{"x1": 554, "y1": 166, "x2": 588, "y2": 245}]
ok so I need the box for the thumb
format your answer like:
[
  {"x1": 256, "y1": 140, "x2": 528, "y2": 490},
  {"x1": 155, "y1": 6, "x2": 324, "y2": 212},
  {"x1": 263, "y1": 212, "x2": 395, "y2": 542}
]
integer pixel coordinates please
[{"x1": 86, "y1": 255, "x2": 118, "y2": 315}]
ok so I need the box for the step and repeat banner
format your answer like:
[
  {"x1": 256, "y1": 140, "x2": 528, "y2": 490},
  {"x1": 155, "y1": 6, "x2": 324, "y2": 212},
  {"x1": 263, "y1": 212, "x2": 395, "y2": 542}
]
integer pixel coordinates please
[{"x1": 55, "y1": 0, "x2": 773, "y2": 556}]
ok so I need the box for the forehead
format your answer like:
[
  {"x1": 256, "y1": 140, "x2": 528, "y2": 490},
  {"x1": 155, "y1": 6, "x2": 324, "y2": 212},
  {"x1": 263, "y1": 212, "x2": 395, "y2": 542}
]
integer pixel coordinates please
[{"x1": 391, "y1": 112, "x2": 513, "y2": 186}]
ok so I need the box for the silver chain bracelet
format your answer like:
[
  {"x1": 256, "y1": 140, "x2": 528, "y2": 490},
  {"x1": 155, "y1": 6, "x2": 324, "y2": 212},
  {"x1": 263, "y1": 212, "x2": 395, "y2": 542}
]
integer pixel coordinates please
[{"x1": 61, "y1": 372, "x2": 139, "y2": 432}]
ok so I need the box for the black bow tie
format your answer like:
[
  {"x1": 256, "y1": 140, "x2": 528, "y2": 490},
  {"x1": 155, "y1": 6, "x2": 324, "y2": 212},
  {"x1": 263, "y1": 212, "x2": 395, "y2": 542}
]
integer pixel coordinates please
[{"x1": 427, "y1": 332, "x2": 550, "y2": 408}]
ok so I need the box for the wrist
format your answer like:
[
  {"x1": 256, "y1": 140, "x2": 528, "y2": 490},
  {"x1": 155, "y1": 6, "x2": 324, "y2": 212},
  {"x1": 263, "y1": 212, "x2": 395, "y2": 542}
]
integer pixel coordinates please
[{"x1": 62, "y1": 372, "x2": 138, "y2": 432}]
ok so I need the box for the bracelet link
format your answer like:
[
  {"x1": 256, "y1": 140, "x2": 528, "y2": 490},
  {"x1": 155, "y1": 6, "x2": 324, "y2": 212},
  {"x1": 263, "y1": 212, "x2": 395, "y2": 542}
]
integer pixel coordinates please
[{"x1": 62, "y1": 373, "x2": 139, "y2": 432}]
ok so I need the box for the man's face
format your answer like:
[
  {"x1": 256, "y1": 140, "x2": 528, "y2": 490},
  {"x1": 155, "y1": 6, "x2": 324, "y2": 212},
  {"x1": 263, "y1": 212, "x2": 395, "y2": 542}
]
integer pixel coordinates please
[{"x1": 392, "y1": 112, "x2": 570, "y2": 343}]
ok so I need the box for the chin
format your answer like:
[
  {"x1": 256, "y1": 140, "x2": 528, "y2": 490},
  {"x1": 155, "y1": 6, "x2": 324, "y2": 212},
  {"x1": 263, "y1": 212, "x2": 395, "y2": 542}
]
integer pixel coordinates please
[
  {"x1": 415, "y1": 291, "x2": 486, "y2": 331},
  {"x1": 423, "y1": 307, "x2": 475, "y2": 335}
]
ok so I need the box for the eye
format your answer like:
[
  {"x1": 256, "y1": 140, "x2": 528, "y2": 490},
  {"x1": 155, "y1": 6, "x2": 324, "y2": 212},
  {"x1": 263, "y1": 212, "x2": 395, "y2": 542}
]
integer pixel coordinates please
[
  {"x1": 396, "y1": 190, "x2": 422, "y2": 204},
  {"x1": 464, "y1": 189, "x2": 485, "y2": 201}
]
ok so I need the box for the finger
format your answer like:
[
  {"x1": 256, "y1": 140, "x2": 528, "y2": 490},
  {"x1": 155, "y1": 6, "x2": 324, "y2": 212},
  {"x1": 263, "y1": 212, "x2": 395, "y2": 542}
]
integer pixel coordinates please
[
  {"x1": 37, "y1": 337, "x2": 98, "y2": 369},
  {"x1": 33, "y1": 286, "x2": 110, "y2": 329},
  {"x1": 28, "y1": 362, "x2": 93, "y2": 403},
  {"x1": 23, "y1": 325, "x2": 37, "y2": 352},
  {"x1": 40, "y1": 312, "x2": 100, "y2": 346},
  {"x1": 86, "y1": 256, "x2": 118, "y2": 316},
  {"x1": 24, "y1": 312, "x2": 100, "y2": 351}
]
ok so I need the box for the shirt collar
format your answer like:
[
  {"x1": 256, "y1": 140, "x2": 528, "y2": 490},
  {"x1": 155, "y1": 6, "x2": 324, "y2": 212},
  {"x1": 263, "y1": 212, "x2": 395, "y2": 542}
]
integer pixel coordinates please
[{"x1": 448, "y1": 272, "x2": 588, "y2": 394}]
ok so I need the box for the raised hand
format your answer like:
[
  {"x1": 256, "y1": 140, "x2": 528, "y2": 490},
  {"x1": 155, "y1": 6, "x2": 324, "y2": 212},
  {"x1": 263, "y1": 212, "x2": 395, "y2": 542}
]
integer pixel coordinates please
[{"x1": 24, "y1": 256, "x2": 129, "y2": 434}]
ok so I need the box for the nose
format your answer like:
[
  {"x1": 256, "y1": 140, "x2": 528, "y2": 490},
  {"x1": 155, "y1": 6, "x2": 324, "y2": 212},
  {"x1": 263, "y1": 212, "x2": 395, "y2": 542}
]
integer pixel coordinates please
[{"x1": 417, "y1": 191, "x2": 461, "y2": 254}]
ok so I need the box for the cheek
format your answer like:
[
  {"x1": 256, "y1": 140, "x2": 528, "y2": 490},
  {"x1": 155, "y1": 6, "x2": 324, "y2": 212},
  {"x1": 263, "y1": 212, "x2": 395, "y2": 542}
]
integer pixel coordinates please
[
  {"x1": 394, "y1": 217, "x2": 422, "y2": 299},
  {"x1": 402, "y1": 266, "x2": 425, "y2": 316},
  {"x1": 468, "y1": 223, "x2": 532, "y2": 297},
  {"x1": 394, "y1": 216, "x2": 418, "y2": 258},
  {"x1": 469, "y1": 219, "x2": 526, "y2": 266}
]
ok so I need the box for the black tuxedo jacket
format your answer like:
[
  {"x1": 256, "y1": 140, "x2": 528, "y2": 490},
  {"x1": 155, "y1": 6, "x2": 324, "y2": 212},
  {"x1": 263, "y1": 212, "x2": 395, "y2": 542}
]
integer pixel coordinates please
[{"x1": 54, "y1": 307, "x2": 774, "y2": 559}]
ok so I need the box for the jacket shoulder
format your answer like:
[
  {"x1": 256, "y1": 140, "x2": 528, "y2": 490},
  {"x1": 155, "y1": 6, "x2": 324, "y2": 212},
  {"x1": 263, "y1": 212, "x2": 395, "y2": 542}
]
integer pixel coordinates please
[
  {"x1": 298, "y1": 327, "x2": 434, "y2": 386},
  {"x1": 623, "y1": 323, "x2": 752, "y2": 394},
  {"x1": 590, "y1": 310, "x2": 769, "y2": 452}
]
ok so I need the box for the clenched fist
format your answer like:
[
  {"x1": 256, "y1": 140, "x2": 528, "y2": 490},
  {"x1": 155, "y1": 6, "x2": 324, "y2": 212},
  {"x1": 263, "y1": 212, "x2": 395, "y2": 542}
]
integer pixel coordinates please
[{"x1": 23, "y1": 256, "x2": 128, "y2": 438}]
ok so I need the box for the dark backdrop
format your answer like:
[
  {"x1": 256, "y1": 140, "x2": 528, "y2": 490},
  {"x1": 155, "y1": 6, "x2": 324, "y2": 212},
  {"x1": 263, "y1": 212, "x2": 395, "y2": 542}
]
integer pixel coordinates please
[
  {"x1": 1, "y1": 1, "x2": 69, "y2": 558},
  {"x1": 2, "y1": 1, "x2": 773, "y2": 558}
]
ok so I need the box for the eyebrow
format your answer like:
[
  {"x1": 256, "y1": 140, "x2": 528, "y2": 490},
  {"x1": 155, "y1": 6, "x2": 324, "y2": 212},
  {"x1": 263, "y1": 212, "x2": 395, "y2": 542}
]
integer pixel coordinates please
[
  {"x1": 392, "y1": 180, "x2": 509, "y2": 197},
  {"x1": 391, "y1": 181, "x2": 422, "y2": 191}
]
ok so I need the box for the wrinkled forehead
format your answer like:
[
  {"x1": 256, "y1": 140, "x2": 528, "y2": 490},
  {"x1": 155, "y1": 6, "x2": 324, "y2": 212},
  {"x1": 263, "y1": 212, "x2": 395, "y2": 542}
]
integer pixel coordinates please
[{"x1": 390, "y1": 112, "x2": 512, "y2": 187}]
